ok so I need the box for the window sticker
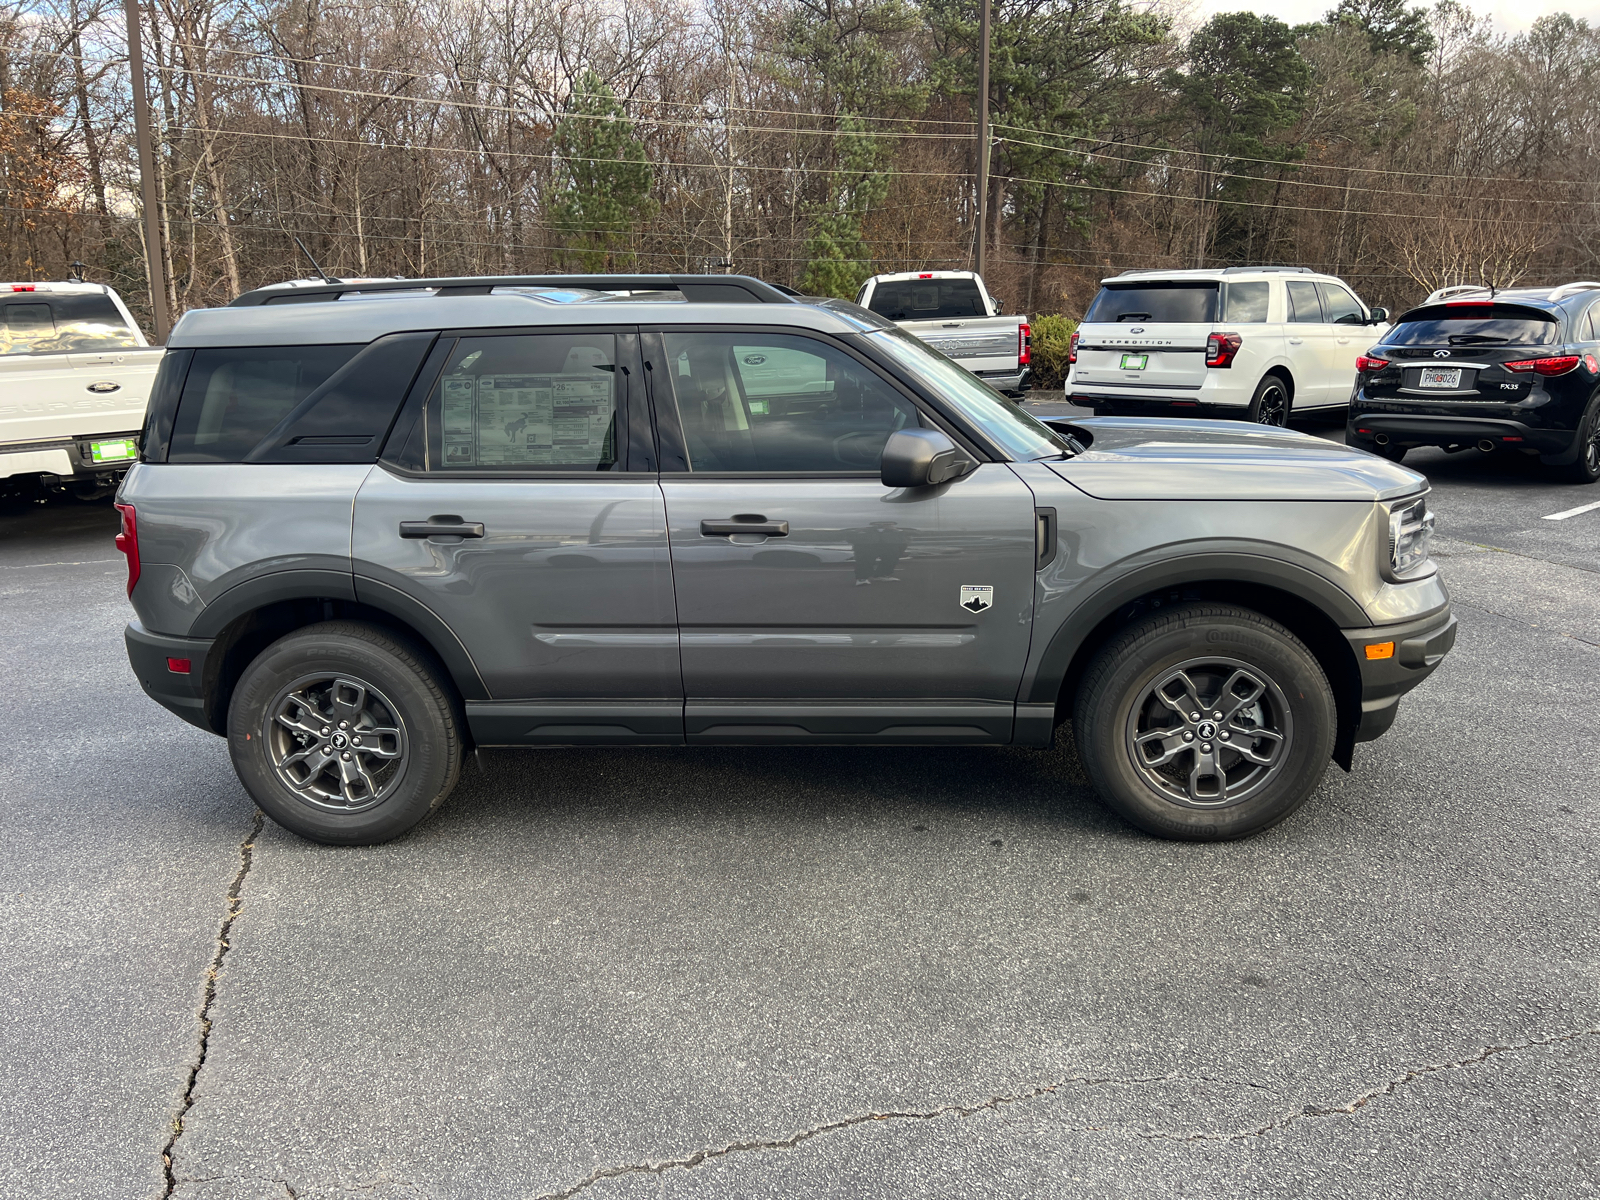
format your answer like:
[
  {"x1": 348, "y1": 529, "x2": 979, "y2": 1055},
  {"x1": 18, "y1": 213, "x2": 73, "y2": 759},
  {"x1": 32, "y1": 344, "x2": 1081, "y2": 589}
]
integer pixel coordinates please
[{"x1": 439, "y1": 372, "x2": 613, "y2": 466}]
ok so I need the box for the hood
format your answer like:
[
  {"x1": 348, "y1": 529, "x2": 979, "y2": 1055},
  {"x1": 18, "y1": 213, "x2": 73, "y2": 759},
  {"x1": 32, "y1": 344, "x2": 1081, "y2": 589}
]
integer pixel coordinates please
[{"x1": 1046, "y1": 417, "x2": 1425, "y2": 502}]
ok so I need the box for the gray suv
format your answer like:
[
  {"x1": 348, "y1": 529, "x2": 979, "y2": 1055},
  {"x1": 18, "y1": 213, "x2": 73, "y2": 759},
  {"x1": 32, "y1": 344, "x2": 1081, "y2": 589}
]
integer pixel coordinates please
[{"x1": 117, "y1": 274, "x2": 1456, "y2": 845}]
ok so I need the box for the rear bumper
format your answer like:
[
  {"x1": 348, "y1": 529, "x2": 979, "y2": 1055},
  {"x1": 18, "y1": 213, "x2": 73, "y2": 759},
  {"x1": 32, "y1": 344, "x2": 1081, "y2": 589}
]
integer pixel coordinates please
[
  {"x1": 1342, "y1": 606, "x2": 1457, "y2": 743},
  {"x1": 970, "y1": 366, "x2": 1031, "y2": 392},
  {"x1": 1, "y1": 432, "x2": 142, "y2": 481},
  {"x1": 125, "y1": 620, "x2": 217, "y2": 734},
  {"x1": 1348, "y1": 413, "x2": 1574, "y2": 457}
]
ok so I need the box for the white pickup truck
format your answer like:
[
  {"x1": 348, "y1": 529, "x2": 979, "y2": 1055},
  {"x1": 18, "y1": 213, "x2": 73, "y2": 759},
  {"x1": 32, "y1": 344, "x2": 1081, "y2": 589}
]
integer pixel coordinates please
[
  {"x1": 2, "y1": 281, "x2": 161, "y2": 499},
  {"x1": 855, "y1": 271, "x2": 1031, "y2": 396}
]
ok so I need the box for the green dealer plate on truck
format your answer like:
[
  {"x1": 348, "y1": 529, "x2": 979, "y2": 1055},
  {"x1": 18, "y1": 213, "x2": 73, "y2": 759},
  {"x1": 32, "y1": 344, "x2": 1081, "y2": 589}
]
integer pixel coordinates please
[{"x1": 90, "y1": 439, "x2": 137, "y2": 464}]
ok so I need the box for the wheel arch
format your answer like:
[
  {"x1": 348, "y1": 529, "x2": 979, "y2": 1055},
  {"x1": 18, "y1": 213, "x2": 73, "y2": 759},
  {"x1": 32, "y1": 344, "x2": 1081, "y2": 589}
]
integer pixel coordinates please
[
  {"x1": 192, "y1": 575, "x2": 488, "y2": 736},
  {"x1": 1033, "y1": 556, "x2": 1365, "y2": 770}
]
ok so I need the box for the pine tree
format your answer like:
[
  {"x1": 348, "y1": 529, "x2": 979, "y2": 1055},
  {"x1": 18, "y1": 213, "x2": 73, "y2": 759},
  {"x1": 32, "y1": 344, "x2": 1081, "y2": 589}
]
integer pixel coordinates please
[
  {"x1": 800, "y1": 118, "x2": 890, "y2": 299},
  {"x1": 548, "y1": 71, "x2": 654, "y2": 271}
]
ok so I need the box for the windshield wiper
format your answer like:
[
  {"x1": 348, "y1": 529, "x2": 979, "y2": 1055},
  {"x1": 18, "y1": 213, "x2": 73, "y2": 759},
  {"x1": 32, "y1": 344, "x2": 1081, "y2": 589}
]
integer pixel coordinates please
[
  {"x1": 1116, "y1": 313, "x2": 1153, "y2": 322},
  {"x1": 1448, "y1": 334, "x2": 1510, "y2": 345}
]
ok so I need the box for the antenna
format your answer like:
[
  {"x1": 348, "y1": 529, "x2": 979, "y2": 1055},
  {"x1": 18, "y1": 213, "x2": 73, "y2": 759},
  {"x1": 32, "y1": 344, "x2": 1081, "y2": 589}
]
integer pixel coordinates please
[{"x1": 291, "y1": 235, "x2": 335, "y2": 283}]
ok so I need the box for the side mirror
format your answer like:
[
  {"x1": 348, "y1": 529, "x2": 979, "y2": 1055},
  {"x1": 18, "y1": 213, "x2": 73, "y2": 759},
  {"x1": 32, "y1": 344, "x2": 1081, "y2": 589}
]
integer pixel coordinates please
[
  {"x1": 881, "y1": 428, "x2": 977, "y2": 489},
  {"x1": 1368, "y1": 306, "x2": 1389, "y2": 324}
]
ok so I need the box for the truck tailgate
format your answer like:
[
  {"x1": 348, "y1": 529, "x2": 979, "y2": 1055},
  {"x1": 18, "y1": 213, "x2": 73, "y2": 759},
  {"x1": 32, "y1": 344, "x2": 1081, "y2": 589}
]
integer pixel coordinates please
[{"x1": 899, "y1": 317, "x2": 1020, "y2": 371}]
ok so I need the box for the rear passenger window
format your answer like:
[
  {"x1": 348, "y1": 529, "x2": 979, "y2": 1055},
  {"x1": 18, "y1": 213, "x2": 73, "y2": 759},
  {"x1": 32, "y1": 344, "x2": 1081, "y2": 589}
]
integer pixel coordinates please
[
  {"x1": 421, "y1": 333, "x2": 619, "y2": 470},
  {"x1": 1223, "y1": 282, "x2": 1270, "y2": 323},
  {"x1": 663, "y1": 332, "x2": 918, "y2": 472},
  {"x1": 1319, "y1": 284, "x2": 1365, "y2": 326},
  {"x1": 169, "y1": 345, "x2": 360, "y2": 462},
  {"x1": 1286, "y1": 281, "x2": 1323, "y2": 324}
]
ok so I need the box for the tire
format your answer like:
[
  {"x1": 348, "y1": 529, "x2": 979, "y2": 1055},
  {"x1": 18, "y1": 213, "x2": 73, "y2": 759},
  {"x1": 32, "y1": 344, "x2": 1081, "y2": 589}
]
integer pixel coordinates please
[
  {"x1": 1551, "y1": 399, "x2": 1600, "y2": 484},
  {"x1": 1072, "y1": 603, "x2": 1336, "y2": 841},
  {"x1": 1245, "y1": 376, "x2": 1291, "y2": 426},
  {"x1": 227, "y1": 621, "x2": 464, "y2": 845}
]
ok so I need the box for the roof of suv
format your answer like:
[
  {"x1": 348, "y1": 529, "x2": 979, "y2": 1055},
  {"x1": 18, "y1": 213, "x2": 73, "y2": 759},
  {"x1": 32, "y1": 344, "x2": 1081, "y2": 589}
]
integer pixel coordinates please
[
  {"x1": 170, "y1": 274, "x2": 892, "y2": 348},
  {"x1": 1099, "y1": 266, "x2": 1326, "y2": 285},
  {"x1": 1415, "y1": 282, "x2": 1600, "y2": 311}
]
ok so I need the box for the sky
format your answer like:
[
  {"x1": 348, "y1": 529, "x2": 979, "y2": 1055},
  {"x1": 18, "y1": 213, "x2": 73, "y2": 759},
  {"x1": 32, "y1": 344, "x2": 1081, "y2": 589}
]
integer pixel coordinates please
[{"x1": 1189, "y1": 0, "x2": 1600, "y2": 33}]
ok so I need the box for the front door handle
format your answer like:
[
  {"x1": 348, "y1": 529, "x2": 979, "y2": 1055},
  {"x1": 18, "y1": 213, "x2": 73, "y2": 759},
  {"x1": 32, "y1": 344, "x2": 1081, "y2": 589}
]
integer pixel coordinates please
[
  {"x1": 700, "y1": 515, "x2": 789, "y2": 537},
  {"x1": 399, "y1": 516, "x2": 485, "y2": 539}
]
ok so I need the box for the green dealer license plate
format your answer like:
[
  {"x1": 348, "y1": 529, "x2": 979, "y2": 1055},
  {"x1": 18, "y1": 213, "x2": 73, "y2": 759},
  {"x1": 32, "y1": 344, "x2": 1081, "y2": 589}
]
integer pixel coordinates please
[
  {"x1": 89, "y1": 439, "x2": 137, "y2": 464},
  {"x1": 1119, "y1": 353, "x2": 1149, "y2": 370}
]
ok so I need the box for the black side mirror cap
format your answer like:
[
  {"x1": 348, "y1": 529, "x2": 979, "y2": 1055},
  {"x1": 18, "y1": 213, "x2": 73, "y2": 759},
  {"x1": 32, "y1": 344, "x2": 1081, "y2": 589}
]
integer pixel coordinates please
[
  {"x1": 1368, "y1": 306, "x2": 1389, "y2": 324},
  {"x1": 881, "y1": 428, "x2": 978, "y2": 488}
]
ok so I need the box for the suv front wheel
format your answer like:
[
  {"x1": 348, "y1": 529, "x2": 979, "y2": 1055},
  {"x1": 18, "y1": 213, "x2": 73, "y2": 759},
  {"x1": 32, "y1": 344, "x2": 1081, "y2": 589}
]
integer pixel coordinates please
[
  {"x1": 1073, "y1": 604, "x2": 1335, "y2": 840},
  {"x1": 228, "y1": 621, "x2": 465, "y2": 845}
]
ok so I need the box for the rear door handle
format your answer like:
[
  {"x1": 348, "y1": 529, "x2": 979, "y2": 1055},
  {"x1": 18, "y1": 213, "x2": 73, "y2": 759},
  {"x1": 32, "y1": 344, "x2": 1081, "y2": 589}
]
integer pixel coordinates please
[
  {"x1": 1288, "y1": 338, "x2": 1304, "y2": 345},
  {"x1": 700, "y1": 515, "x2": 789, "y2": 537},
  {"x1": 400, "y1": 516, "x2": 485, "y2": 539}
]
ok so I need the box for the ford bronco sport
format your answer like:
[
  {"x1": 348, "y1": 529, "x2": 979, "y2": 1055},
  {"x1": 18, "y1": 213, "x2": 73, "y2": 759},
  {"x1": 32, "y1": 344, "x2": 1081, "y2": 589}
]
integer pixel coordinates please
[{"x1": 117, "y1": 274, "x2": 1455, "y2": 845}]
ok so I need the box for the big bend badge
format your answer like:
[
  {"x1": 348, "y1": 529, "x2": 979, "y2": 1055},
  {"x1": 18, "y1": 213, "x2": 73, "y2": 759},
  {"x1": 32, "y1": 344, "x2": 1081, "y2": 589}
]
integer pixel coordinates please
[{"x1": 959, "y1": 585, "x2": 994, "y2": 614}]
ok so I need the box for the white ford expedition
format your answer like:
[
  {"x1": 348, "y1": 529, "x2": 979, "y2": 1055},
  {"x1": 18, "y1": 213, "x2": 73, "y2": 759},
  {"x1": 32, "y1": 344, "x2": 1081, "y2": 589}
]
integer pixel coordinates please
[
  {"x1": 1, "y1": 281, "x2": 161, "y2": 498},
  {"x1": 1066, "y1": 266, "x2": 1389, "y2": 425},
  {"x1": 856, "y1": 271, "x2": 1031, "y2": 396}
]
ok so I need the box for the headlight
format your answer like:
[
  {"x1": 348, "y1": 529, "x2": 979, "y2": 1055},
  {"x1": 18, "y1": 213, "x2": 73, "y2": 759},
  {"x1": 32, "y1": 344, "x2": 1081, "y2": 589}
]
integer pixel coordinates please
[{"x1": 1387, "y1": 495, "x2": 1434, "y2": 577}]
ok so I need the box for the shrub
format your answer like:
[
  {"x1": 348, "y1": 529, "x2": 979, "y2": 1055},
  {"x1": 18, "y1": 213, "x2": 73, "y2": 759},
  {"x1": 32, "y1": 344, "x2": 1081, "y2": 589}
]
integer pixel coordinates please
[{"x1": 1029, "y1": 314, "x2": 1078, "y2": 389}]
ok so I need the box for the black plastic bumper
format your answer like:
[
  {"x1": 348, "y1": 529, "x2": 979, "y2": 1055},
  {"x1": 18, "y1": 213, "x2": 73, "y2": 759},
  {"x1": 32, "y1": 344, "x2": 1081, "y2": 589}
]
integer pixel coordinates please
[
  {"x1": 1348, "y1": 413, "x2": 1575, "y2": 459},
  {"x1": 1342, "y1": 606, "x2": 1457, "y2": 743},
  {"x1": 125, "y1": 620, "x2": 217, "y2": 734}
]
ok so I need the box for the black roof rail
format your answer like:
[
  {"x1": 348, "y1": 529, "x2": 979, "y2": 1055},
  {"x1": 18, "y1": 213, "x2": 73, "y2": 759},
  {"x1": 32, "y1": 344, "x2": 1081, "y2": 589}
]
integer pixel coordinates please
[
  {"x1": 1220, "y1": 265, "x2": 1314, "y2": 274},
  {"x1": 228, "y1": 273, "x2": 797, "y2": 307}
]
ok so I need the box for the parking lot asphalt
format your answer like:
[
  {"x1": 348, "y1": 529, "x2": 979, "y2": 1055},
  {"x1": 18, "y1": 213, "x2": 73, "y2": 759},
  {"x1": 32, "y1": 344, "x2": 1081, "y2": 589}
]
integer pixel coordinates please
[{"x1": 2, "y1": 413, "x2": 1596, "y2": 1199}]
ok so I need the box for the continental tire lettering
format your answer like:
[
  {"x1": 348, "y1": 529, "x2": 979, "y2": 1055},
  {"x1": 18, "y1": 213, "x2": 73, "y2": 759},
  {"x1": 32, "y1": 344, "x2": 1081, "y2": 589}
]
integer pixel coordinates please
[{"x1": 1205, "y1": 629, "x2": 1251, "y2": 643}]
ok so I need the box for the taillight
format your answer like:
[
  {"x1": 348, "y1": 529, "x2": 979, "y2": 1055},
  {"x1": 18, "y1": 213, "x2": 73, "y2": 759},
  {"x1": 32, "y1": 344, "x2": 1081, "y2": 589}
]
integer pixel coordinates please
[
  {"x1": 1356, "y1": 354, "x2": 1389, "y2": 372},
  {"x1": 114, "y1": 502, "x2": 140, "y2": 595},
  {"x1": 1503, "y1": 355, "x2": 1580, "y2": 376},
  {"x1": 11, "y1": 284, "x2": 36, "y2": 291},
  {"x1": 1068, "y1": 331, "x2": 1079, "y2": 365},
  {"x1": 1205, "y1": 332, "x2": 1243, "y2": 368},
  {"x1": 1018, "y1": 322, "x2": 1031, "y2": 366}
]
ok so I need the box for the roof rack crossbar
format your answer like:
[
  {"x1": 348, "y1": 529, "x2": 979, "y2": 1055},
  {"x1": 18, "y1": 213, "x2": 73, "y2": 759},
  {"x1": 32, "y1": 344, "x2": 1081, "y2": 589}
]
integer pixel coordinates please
[{"x1": 228, "y1": 273, "x2": 796, "y2": 307}]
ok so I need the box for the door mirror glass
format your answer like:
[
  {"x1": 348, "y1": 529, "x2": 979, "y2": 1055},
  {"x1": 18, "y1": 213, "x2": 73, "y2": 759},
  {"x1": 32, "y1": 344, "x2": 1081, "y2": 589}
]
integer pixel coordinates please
[
  {"x1": 881, "y1": 428, "x2": 976, "y2": 488},
  {"x1": 1368, "y1": 306, "x2": 1389, "y2": 324}
]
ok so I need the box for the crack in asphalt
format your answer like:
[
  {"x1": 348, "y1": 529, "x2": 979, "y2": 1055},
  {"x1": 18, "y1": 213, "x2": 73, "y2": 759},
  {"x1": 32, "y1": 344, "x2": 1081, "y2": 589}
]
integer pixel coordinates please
[
  {"x1": 1137, "y1": 1027, "x2": 1600, "y2": 1144},
  {"x1": 161, "y1": 810, "x2": 265, "y2": 1198},
  {"x1": 528, "y1": 1073, "x2": 1263, "y2": 1200}
]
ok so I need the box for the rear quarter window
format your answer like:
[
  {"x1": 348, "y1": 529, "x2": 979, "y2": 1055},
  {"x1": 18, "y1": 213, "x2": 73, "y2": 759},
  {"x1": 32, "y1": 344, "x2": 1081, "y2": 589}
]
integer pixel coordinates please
[
  {"x1": 168, "y1": 345, "x2": 361, "y2": 462},
  {"x1": 1223, "y1": 282, "x2": 1270, "y2": 323},
  {"x1": 1084, "y1": 283, "x2": 1217, "y2": 324}
]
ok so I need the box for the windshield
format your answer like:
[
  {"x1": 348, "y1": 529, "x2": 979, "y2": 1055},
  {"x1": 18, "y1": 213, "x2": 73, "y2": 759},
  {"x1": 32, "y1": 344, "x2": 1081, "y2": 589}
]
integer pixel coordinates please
[
  {"x1": 866, "y1": 327, "x2": 1070, "y2": 461},
  {"x1": 867, "y1": 279, "x2": 987, "y2": 320},
  {"x1": 1084, "y1": 282, "x2": 1218, "y2": 324}
]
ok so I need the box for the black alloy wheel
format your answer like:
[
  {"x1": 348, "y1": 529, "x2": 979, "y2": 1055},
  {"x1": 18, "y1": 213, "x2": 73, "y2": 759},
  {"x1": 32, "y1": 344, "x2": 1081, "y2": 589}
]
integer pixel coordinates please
[
  {"x1": 1555, "y1": 398, "x2": 1600, "y2": 483},
  {"x1": 1246, "y1": 377, "x2": 1290, "y2": 427}
]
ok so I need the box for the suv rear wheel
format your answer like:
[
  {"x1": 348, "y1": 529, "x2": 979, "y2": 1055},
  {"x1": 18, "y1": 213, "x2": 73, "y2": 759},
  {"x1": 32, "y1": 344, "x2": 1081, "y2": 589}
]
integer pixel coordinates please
[
  {"x1": 228, "y1": 621, "x2": 464, "y2": 845},
  {"x1": 1072, "y1": 603, "x2": 1335, "y2": 840},
  {"x1": 1246, "y1": 376, "x2": 1291, "y2": 426},
  {"x1": 1552, "y1": 398, "x2": 1600, "y2": 484}
]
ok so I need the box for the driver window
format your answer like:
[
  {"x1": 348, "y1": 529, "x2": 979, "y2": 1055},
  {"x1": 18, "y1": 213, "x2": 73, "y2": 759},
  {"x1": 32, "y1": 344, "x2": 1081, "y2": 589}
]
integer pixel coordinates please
[{"x1": 662, "y1": 332, "x2": 920, "y2": 472}]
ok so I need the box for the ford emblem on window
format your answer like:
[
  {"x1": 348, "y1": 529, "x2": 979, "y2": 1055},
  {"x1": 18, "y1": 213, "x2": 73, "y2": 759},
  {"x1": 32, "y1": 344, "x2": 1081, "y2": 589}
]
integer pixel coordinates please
[
  {"x1": 743, "y1": 354, "x2": 767, "y2": 365},
  {"x1": 86, "y1": 381, "x2": 121, "y2": 393}
]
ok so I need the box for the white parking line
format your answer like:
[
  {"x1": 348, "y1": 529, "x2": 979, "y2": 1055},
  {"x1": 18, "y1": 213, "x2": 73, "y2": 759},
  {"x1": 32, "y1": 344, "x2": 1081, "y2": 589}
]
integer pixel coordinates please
[{"x1": 1543, "y1": 499, "x2": 1600, "y2": 521}]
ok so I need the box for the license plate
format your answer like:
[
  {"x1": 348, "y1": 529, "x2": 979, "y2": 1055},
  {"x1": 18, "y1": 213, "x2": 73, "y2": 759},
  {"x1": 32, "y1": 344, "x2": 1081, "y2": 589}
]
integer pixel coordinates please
[
  {"x1": 1418, "y1": 367, "x2": 1462, "y2": 389},
  {"x1": 89, "y1": 439, "x2": 137, "y2": 464},
  {"x1": 1120, "y1": 354, "x2": 1149, "y2": 371}
]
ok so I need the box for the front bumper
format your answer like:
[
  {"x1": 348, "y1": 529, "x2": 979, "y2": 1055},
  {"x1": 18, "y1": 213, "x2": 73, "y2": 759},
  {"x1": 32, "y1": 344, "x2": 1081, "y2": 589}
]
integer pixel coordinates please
[
  {"x1": 1348, "y1": 412, "x2": 1574, "y2": 458},
  {"x1": 1342, "y1": 606, "x2": 1457, "y2": 743},
  {"x1": 125, "y1": 620, "x2": 217, "y2": 734}
]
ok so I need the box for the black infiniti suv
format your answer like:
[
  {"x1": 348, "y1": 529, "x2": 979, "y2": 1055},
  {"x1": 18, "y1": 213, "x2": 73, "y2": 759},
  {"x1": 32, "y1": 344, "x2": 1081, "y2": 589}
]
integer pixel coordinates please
[{"x1": 1346, "y1": 282, "x2": 1600, "y2": 483}]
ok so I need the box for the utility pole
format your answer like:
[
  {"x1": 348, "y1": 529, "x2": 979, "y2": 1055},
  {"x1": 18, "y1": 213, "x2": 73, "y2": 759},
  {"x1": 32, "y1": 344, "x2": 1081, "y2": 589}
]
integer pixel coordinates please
[
  {"x1": 974, "y1": 0, "x2": 991, "y2": 278},
  {"x1": 124, "y1": 0, "x2": 171, "y2": 342}
]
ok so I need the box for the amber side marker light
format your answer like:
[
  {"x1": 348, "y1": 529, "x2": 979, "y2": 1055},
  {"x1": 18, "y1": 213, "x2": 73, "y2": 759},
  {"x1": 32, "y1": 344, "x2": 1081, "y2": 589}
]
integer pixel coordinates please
[{"x1": 1365, "y1": 642, "x2": 1395, "y2": 660}]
